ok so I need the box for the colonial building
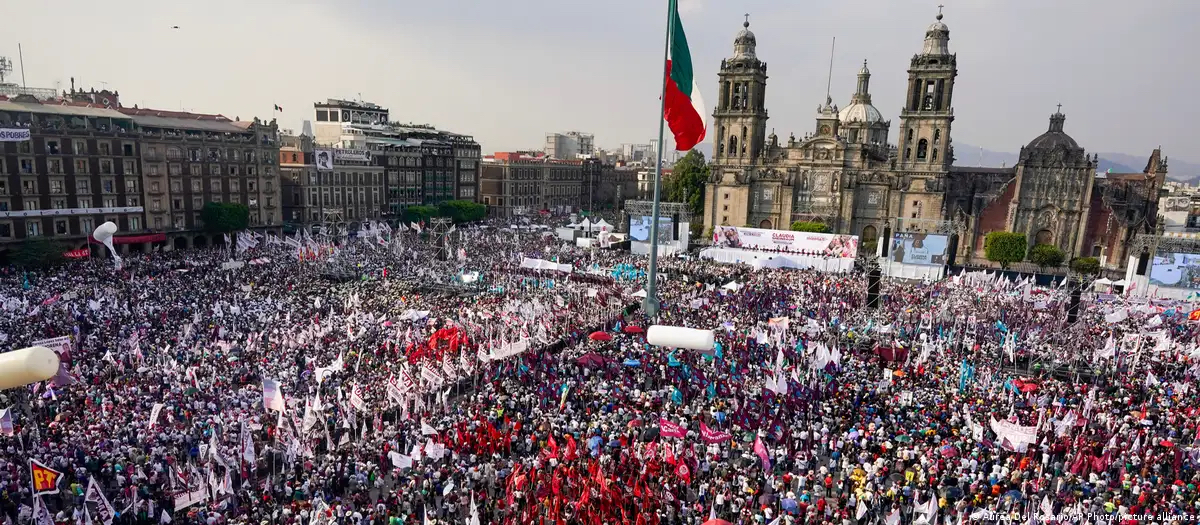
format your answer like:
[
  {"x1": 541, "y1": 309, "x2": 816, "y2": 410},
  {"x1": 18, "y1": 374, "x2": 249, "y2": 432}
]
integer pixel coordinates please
[
  {"x1": 0, "y1": 96, "x2": 148, "y2": 252},
  {"x1": 310, "y1": 98, "x2": 481, "y2": 219},
  {"x1": 481, "y1": 152, "x2": 595, "y2": 217},
  {"x1": 702, "y1": 10, "x2": 1166, "y2": 269},
  {"x1": 116, "y1": 107, "x2": 282, "y2": 249}
]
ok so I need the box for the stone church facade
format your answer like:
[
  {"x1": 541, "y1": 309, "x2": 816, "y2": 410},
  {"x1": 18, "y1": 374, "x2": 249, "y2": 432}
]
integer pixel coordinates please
[{"x1": 702, "y1": 10, "x2": 1166, "y2": 269}]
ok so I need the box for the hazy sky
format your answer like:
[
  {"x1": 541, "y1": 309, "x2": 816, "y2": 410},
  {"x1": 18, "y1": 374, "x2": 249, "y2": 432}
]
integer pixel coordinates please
[{"x1": 6, "y1": 0, "x2": 1197, "y2": 161}]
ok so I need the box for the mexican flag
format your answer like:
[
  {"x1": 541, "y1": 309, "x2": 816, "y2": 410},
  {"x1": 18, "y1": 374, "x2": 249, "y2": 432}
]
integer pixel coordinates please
[{"x1": 663, "y1": 0, "x2": 706, "y2": 151}]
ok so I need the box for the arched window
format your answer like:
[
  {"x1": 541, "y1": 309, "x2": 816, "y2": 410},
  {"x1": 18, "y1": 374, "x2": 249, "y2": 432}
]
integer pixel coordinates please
[
  {"x1": 862, "y1": 225, "x2": 877, "y2": 241},
  {"x1": 1035, "y1": 229, "x2": 1053, "y2": 246},
  {"x1": 907, "y1": 129, "x2": 914, "y2": 142},
  {"x1": 933, "y1": 129, "x2": 941, "y2": 145},
  {"x1": 718, "y1": 126, "x2": 725, "y2": 156},
  {"x1": 759, "y1": 219, "x2": 772, "y2": 229},
  {"x1": 932, "y1": 148, "x2": 938, "y2": 161},
  {"x1": 729, "y1": 136, "x2": 738, "y2": 157},
  {"x1": 905, "y1": 148, "x2": 911, "y2": 160},
  {"x1": 917, "y1": 139, "x2": 928, "y2": 160}
]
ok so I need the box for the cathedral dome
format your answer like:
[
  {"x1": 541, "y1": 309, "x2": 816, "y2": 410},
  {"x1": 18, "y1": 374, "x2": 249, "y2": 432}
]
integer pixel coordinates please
[
  {"x1": 734, "y1": 21, "x2": 756, "y2": 47},
  {"x1": 1026, "y1": 111, "x2": 1079, "y2": 151},
  {"x1": 732, "y1": 20, "x2": 757, "y2": 59},
  {"x1": 838, "y1": 103, "x2": 885, "y2": 125}
]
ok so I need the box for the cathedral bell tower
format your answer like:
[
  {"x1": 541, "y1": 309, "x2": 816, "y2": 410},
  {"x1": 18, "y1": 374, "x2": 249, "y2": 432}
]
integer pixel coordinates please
[
  {"x1": 712, "y1": 16, "x2": 769, "y2": 164},
  {"x1": 897, "y1": 6, "x2": 956, "y2": 172}
]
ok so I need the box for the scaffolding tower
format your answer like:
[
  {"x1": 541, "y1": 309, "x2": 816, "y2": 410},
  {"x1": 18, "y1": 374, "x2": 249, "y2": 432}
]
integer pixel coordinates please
[{"x1": 428, "y1": 218, "x2": 455, "y2": 261}]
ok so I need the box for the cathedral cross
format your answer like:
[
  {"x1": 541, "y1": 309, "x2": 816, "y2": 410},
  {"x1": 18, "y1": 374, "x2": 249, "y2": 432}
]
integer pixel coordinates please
[
  {"x1": 744, "y1": 13, "x2": 750, "y2": 25},
  {"x1": 1056, "y1": 103, "x2": 1062, "y2": 113}
]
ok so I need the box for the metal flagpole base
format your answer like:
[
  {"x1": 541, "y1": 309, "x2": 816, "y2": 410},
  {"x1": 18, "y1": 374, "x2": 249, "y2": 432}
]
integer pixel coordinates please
[{"x1": 642, "y1": 296, "x2": 660, "y2": 319}]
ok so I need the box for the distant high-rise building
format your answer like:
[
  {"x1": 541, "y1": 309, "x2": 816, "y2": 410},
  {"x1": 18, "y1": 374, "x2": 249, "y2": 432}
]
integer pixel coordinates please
[{"x1": 545, "y1": 131, "x2": 594, "y2": 159}]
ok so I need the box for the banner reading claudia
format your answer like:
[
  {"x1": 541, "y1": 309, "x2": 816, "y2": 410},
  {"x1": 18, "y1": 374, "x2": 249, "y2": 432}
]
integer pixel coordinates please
[{"x1": 713, "y1": 226, "x2": 858, "y2": 258}]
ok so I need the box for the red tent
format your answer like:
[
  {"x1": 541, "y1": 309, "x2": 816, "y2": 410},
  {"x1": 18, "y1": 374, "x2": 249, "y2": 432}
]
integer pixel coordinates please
[{"x1": 589, "y1": 331, "x2": 613, "y2": 341}]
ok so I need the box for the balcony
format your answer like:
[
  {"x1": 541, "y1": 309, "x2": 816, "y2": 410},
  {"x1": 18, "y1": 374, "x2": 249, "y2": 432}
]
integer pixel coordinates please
[{"x1": 148, "y1": 187, "x2": 166, "y2": 196}]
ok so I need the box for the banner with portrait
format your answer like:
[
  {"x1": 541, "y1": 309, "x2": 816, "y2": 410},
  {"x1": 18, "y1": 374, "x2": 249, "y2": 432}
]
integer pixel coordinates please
[{"x1": 712, "y1": 226, "x2": 858, "y2": 258}]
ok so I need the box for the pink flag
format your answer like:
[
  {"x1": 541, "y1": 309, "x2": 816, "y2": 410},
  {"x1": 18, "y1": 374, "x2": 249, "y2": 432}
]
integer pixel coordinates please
[
  {"x1": 753, "y1": 436, "x2": 771, "y2": 471},
  {"x1": 659, "y1": 418, "x2": 687, "y2": 439},
  {"x1": 699, "y1": 422, "x2": 731, "y2": 444}
]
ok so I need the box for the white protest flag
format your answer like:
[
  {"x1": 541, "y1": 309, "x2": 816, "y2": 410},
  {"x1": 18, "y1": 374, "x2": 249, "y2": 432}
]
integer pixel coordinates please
[
  {"x1": 85, "y1": 476, "x2": 117, "y2": 525},
  {"x1": 421, "y1": 421, "x2": 438, "y2": 436},
  {"x1": 148, "y1": 403, "x2": 165, "y2": 428},
  {"x1": 470, "y1": 492, "x2": 481, "y2": 525},
  {"x1": 0, "y1": 408, "x2": 13, "y2": 436},
  {"x1": 855, "y1": 498, "x2": 868, "y2": 520},
  {"x1": 32, "y1": 496, "x2": 53, "y2": 525},
  {"x1": 349, "y1": 383, "x2": 367, "y2": 412},
  {"x1": 240, "y1": 421, "x2": 256, "y2": 464},
  {"x1": 262, "y1": 379, "x2": 285, "y2": 412},
  {"x1": 884, "y1": 509, "x2": 900, "y2": 525}
]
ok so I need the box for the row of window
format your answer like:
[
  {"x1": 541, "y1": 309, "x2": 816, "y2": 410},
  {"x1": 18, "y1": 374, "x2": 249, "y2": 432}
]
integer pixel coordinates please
[
  {"x1": 1, "y1": 196, "x2": 132, "y2": 212},
  {"x1": 6, "y1": 157, "x2": 138, "y2": 176},
  {"x1": 145, "y1": 163, "x2": 272, "y2": 177},
  {"x1": 148, "y1": 179, "x2": 274, "y2": 194},
  {"x1": 0, "y1": 178, "x2": 136, "y2": 196},
  {"x1": 5, "y1": 139, "x2": 135, "y2": 157},
  {"x1": 2, "y1": 216, "x2": 130, "y2": 239},
  {"x1": 146, "y1": 195, "x2": 276, "y2": 213},
  {"x1": 150, "y1": 146, "x2": 261, "y2": 163}
]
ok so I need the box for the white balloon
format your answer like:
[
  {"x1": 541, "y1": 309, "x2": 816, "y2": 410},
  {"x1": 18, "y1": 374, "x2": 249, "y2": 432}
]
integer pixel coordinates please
[{"x1": 92, "y1": 221, "x2": 118, "y2": 242}]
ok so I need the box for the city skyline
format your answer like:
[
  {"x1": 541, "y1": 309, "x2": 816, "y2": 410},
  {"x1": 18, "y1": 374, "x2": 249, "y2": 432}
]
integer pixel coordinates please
[{"x1": 5, "y1": 0, "x2": 1197, "y2": 163}]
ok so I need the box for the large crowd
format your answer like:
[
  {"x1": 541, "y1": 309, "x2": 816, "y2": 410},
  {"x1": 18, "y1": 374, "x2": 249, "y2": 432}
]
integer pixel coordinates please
[{"x1": 0, "y1": 217, "x2": 1197, "y2": 525}]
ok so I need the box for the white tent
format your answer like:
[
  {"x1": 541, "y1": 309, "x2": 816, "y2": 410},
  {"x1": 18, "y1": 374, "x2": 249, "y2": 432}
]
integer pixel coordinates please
[{"x1": 592, "y1": 218, "x2": 613, "y2": 231}]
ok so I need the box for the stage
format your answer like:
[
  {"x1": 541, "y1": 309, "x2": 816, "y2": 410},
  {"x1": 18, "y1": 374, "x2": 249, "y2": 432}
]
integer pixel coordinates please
[{"x1": 699, "y1": 247, "x2": 855, "y2": 273}]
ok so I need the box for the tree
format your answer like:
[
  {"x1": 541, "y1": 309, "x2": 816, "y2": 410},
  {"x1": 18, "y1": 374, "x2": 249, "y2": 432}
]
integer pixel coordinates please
[
  {"x1": 666, "y1": 150, "x2": 707, "y2": 217},
  {"x1": 1029, "y1": 244, "x2": 1066, "y2": 269},
  {"x1": 790, "y1": 221, "x2": 831, "y2": 233},
  {"x1": 9, "y1": 239, "x2": 69, "y2": 268},
  {"x1": 199, "y1": 202, "x2": 250, "y2": 233},
  {"x1": 1070, "y1": 256, "x2": 1101, "y2": 275},
  {"x1": 402, "y1": 205, "x2": 439, "y2": 224},
  {"x1": 984, "y1": 232, "x2": 1027, "y2": 269},
  {"x1": 437, "y1": 200, "x2": 487, "y2": 223}
]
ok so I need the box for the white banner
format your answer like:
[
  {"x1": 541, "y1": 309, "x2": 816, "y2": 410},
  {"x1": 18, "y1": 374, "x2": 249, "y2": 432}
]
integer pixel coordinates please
[
  {"x1": 0, "y1": 128, "x2": 31, "y2": 142},
  {"x1": 713, "y1": 226, "x2": 859, "y2": 258},
  {"x1": 335, "y1": 148, "x2": 371, "y2": 162}
]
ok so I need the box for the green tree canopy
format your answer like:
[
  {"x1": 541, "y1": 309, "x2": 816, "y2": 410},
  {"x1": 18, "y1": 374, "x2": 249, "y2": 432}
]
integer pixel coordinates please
[
  {"x1": 9, "y1": 239, "x2": 69, "y2": 268},
  {"x1": 437, "y1": 200, "x2": 487, "y2": 223},
  {"x1": 1070, "y1": 256, "x2": 1101, "y2": 275},
  {"x1": 666, "y1": 150, "x2": 707, "y2": 217},
  {"x1": 199, "y1": 202, "x2": 250, "y2": 233},
  {"x1": 984, "y1": 232, "x2": 1027, "y2": 269},
  {"x1": 790, "y1": 221, "x2": 831, "y2": 233},
  {"x1": 403, "y1": 205, "x2": 439, "y2": 224},
  {"x1": 1029, "y1": 243, "x2": 1066, "y2": 268}
]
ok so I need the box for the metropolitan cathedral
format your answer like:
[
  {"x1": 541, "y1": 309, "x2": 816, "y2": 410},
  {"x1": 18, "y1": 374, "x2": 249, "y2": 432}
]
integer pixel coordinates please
[{"x1": 702, "y1": 9, "x2": 1167, "y2": 267}]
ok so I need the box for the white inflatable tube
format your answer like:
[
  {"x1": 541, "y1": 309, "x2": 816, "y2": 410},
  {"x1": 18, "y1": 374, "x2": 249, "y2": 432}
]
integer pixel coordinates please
[
  {"x1": 647, "y1": 325, "x2": 715, "y2": 352},
  {"x1": 0, "y1": 346, "x2": 61, "y2": 390}
]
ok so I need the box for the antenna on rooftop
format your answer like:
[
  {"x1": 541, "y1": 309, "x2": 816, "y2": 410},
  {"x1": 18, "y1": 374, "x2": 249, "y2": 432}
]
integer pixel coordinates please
[{"x1": 0, "y1": 57, "x2": 12, "y2": 84}]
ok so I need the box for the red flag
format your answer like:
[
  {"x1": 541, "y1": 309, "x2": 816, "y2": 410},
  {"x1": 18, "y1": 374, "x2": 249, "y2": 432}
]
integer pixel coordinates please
[
  {"x1": 30, "y1": 459, "x2": 63, "y2": 496},
  {"x1": 699, "y1": 422, "x2": 732, "y2": 444},
  {"x1": 658, "y1": 418, "x2": 686, "y2": 439},
  {"x1": 547, "y1": 434, "x2": 560, "y2": 460},
  {"x1": 565, "y1": 434, "x2": 578, "y2": 461}
]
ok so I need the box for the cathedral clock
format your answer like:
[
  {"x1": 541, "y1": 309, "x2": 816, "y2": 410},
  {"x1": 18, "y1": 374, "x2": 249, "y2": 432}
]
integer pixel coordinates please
[{"x1": 820, "y1": 125, "x2": 831, "y2": 135}]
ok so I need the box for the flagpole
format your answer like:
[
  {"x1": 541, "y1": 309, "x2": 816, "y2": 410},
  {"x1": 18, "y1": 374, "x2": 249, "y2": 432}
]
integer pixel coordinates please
[{"x1": 644, "y1": 0, "x2": 675, "y2": 319}]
